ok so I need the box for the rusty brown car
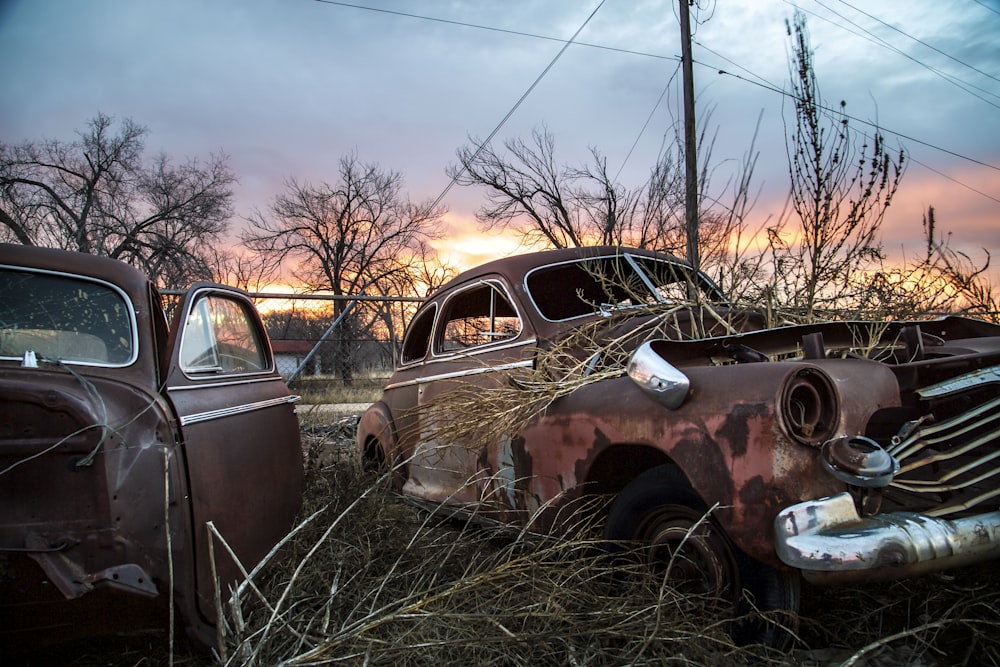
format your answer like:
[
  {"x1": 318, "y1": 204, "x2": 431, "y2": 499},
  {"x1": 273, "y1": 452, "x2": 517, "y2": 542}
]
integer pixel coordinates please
[
  {"x1": 0, "y1": 244, "x2": 303, "y2": 653},
  {"x1": 358, "y1": 245, "x2": 1000, "y2": 641}
]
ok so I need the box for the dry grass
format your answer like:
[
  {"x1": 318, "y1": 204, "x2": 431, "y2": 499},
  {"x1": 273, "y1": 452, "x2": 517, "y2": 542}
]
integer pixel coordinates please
[
  {"x1": 219, "y1": 414, "x2": 767, "y2": 666},
  {"x1": 213, "y1": 413, "x2": 1000, "y2": 667},
  {"x1": 291, "y1": 377, "x2": 387, "y2": 405},
  {"x1": 19, "y1": 414, "x2": 998, "y2": 667}
]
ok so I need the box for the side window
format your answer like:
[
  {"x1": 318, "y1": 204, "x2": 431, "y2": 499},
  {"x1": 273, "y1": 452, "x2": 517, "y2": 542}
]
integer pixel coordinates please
[
  {"x1": 0, "y1": 268, "x2": 135, "y2": 365},
  {"x1": 632, "y1": 257, "x2": 703, "y2": 303},
  {"x1": 180, "y1": 294, "x2": 267, "y2": 374},
  {"x1": 437, "y1": 282, "x2": 521, "y2": 353},
  {"x1": 400, "y1": 304, "x2": 436, "y2": 364}
]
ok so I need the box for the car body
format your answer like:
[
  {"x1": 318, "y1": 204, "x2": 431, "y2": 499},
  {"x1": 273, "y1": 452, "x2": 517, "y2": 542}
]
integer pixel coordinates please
[
  {"x1": 0, "y1": 244, "x2": 304, "y2": 653},
  {"x1": 358, "y1": 245, "x2": 1000, "y2": 630}
]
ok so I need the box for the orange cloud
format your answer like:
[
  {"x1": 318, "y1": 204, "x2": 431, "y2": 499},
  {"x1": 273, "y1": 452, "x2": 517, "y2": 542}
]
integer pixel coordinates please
[{"x1": 431, "y1": 213, "x2": 527, "y2": 273}]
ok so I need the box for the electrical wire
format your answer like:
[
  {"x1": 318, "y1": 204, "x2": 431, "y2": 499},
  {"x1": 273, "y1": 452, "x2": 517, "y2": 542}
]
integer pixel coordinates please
[
  {"x1": 973, "y1": 0, "x2": 1000, "y2": 17},
  {"x1": 832, "y1": 0, "x2": 1000, "y2": 86},
  {"x1": 699, "y1": 54, "x2": 1000, "y2": 174},
  {"x1": 907, "y1": 156, "x2": 1000, "y2": 206},
  {"x1": 312, "y1": 0, "x2": 998, "y2": 200},
  {"x1": 797, "y1": 0, "x2": 1000, "y2": 110},
  {"x1": 312, "y1": 0, "x2": 671, "y2": 61},
  {"x1": 424, "y1": 0, "x2": 608, "y2": 214},
  {"x1": 614, "y1": 63, "x2": 682, "y2": 184}
]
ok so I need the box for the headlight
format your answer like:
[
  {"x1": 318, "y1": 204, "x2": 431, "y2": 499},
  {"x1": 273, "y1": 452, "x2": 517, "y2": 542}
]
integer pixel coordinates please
[
  {"x1": 627, "y1": 341, "x2": 690, "y2": 409},
  {"x1": 779, "y1": 367, "x2": 839, "y2": 446}
]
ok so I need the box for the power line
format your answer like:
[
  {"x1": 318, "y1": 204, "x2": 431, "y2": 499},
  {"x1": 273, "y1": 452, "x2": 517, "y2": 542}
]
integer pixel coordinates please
[
  {"x1": 800, "y1": 0, "x2": 1000, "y2": 110},
  {"x1": 907, "y1": 155, "x2": 1000, "y2": 206},
  {"x1": 312, "y1": 0, "x2": 672, "y2": 61},
  {"x1": 423, "y1": 1, "x2": 608, "y2": 213},
  {"x1": 832, "y1": 0, "x2": 1000, "y2": 87},
  {"x1": 614, "y1": 64, "x2": 682, "y2": 184},
  {"x1": 699, "y1": 53, "x2": 1000, "y2": 174},
  {"x1": 973, "y1": 0, "x2": 1000, "y2": 18},
  {"x1": 314, "y1": 0, "x2": 998, "y2": 198}
]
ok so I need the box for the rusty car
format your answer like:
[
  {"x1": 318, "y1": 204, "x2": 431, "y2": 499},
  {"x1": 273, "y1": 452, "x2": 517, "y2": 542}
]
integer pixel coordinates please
[
  {"x1": 0, "y1": 244, "x2": 304, "y2": 653},
  {"x1": 357, "y1": 245, "x2": 1000, "y2": 641}
]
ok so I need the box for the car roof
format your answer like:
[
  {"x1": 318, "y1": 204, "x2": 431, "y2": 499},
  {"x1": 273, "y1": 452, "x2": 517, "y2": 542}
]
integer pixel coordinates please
[
  {"x1": 435, "y1": 245, "x2": 692, "y2": 294},
  {"x1": 0, "y1": 243, "x2": 152, "y2": 297}
]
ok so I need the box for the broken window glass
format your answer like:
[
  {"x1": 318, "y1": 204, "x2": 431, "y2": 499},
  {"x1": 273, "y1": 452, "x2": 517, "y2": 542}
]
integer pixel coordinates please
[{"x1": 0, "y1": 268, "x2": 136, "y2": 365}]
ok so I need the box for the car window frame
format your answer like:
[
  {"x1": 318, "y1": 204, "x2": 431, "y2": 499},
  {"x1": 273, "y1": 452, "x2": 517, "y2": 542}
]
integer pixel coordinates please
[
  {"x1": 523, "y1": 252, "x2": 727, "y2": 323},
  {"x1": 431, "y1": 278, "x2": 525, "y2": 359},
  {"x1": 399, "y1": 302, "x2": 438, "y2": 367},
  {"x1": 176, "y1": 288, "x2": 273, "y2": 379},
  {"x1": 0, "y1": 264, "x2": 139, "y2": 368}
]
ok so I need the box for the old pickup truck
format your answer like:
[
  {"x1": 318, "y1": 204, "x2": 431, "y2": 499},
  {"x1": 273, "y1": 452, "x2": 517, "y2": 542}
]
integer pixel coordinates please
[{"x1": 0, "y1": 244, "x2": 304, "y2": 653}]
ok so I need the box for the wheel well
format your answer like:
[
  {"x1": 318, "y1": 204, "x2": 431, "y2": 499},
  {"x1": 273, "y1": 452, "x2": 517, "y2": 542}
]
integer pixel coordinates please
[
  {"x1": 362, "y1": 434, "x2": 385, "y2": 467},
  {"x1": 583, "y1": 444, "x2": 675, "y2": 497}
]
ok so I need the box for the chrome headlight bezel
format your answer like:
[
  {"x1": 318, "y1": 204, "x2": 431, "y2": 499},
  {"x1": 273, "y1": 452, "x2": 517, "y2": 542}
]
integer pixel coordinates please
[
  {"x1": 779, "y1": 366, "x2": 840, "y2": 447},
  {"x1": 627, "y1": 341, "x2": 690, "y2": 409}
]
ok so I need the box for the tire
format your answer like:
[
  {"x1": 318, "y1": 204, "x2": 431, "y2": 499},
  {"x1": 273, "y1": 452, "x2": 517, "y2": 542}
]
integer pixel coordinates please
[{"x1": 603, "y1": 465, "x2": 799, "y2": 648}]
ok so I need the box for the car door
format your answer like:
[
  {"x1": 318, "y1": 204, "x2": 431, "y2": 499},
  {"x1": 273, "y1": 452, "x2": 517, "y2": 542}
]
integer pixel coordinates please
[
  {"x1": 402, "y1": 278, "x2": 535, "y2": 513},
  {"x1": 163, "y1": 283, "x2": 302, "y2": 621}
]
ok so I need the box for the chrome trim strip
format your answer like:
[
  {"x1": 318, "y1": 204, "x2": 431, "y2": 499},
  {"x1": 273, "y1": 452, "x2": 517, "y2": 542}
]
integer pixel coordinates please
[
  {"x1": 917, "y1": 364, "x2": 1000, "y2": 399},
  {"x1": 167, "y1": 375, "x2": 283, "y2": 391},
  {"x1": 384, "y1": 359, "x2": 534, "y2": 390},
  {"x1": 179, "y1": 395, "x2": 300, "y2": 426},
  {"x1": 430, "y1": 337, "x2": 537, "y2": 363}
]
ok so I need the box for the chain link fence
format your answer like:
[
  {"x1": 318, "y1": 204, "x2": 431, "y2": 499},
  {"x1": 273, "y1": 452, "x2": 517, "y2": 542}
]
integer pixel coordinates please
[
  {"x1": 161, "y1": 288, "x2": 419, "y2": 399},
  {"x1": 251, "y1": 292, "x2": 422, "y2": 402}
]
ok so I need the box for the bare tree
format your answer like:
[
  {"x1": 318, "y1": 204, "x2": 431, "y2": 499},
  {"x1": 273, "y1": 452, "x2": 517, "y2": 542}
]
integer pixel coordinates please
[
  {"x1": 765, "y1": 13, "x2": 905, "y2": 321},
  {"x1": 207, "y1": 246, "x2": 284, "y2": 293},
  {"x1": 242, "y1": 153, "x2": 446, "y2": 381},
  {"x1": 449, "y1": 119, "x2": 761, "y2": 295},
  {"x1": 450, "y1": 127, "x2": 586, "y2": 249},
  {"x1": 0, "y1": 113, "x2": 234, "y2": 288}
]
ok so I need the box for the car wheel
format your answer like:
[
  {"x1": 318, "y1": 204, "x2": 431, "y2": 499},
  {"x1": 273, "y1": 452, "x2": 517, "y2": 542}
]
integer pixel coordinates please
[{"x1": 603, "y1": 464, "x2": 799, "y2": 648}]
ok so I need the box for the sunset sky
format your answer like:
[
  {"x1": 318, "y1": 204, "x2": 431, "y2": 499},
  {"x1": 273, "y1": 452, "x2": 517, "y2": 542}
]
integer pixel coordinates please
[{"x1": 2, "y1": 0, "x2": 998, "y2": 278}]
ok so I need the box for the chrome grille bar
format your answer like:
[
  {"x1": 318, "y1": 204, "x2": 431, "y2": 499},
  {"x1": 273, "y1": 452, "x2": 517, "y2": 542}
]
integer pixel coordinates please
[{"x1": 886, "y1": 387, "x2": 1000, "y2": 516}]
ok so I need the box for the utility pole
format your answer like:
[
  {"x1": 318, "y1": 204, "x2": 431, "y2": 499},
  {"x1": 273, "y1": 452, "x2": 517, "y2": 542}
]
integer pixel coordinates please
[{"x1": 678, "y1": 0, "x2": 699, "y2": 272}]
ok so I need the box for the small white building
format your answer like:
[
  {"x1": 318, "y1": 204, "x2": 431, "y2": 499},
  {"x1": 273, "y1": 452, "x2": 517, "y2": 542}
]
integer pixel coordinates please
[{"x1": 271, "y1": 339, "x2": 320, "y2": 379}]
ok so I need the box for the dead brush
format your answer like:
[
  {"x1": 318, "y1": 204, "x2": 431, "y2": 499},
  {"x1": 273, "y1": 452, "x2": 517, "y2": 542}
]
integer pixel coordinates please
[
  {"x1": 795, "y1": 566, "x2": 1000, "y2": 666},
  {"x1": 216, "y1": 287, "x2": 1000, "y2": 665},
  {"x1": 217, "y1": 453, "x2": 1000, "y2": 667},
  {"x1": 218, "y1": 451, "x2": 790, "y2": 666},
  {"x1": 408, "y1": 297, "x2": 748, "y2": 457}
]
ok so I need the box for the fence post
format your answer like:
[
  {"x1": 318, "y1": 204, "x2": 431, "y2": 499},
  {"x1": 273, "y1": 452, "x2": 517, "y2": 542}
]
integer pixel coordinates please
[{"x1": 287, "y1": 294, "x2": 365, "y2": 384}]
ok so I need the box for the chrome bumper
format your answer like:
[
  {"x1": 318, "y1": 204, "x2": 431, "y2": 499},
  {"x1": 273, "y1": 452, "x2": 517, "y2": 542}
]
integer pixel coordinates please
[{"x1": 774, "y1": 492, "x2": 1000, "y2": 584}]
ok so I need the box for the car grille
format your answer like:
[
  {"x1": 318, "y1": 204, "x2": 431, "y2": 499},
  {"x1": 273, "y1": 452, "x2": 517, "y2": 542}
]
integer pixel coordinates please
[{"x1": 886, "y1": 366, "x2": 1000, "y2": 518}]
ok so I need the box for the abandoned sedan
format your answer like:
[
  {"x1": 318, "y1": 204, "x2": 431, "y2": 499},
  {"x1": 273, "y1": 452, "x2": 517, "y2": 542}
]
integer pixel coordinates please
[
  {"x1": 0, "y1": 244, "x2": 303, "y2": 653},
  {"x1": 358, "y1": 245, "x2": 1000, "y2": 636}
]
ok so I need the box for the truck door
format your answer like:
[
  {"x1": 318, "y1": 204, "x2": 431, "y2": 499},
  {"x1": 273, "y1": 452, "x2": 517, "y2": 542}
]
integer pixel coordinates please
[{"x1": 164, "y1": 283, "x2": 303, "y2": 621}]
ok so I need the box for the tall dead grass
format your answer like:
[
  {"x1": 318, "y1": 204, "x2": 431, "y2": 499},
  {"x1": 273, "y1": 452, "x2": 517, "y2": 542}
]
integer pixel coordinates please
[
  {"x1": 218, "y1": 415, "x2": 781, "y2": 666},
  {"x1": 29, "y1": 414, "x2": 997, "y2": 666},
  {"x1": 213, "y1": 415, "x2": 1000, "y2": 666}
]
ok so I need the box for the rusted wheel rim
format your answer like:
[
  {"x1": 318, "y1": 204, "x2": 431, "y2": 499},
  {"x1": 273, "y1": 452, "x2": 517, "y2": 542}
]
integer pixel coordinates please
[{"x1": 638, "y1": 505, "x2": 740, "y2": 605}]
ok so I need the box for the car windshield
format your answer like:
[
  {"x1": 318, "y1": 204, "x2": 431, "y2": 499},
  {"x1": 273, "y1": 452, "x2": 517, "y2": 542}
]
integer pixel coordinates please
[
  {"x1": 0, "y1": 267, "x2": 136, "y2": 366},
  {"x1": 525, "y1": 254, "x2": 722, "y2": 321}
]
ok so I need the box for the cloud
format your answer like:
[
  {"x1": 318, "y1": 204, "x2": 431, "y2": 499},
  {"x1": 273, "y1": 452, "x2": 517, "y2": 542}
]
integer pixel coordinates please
[{"x1": 1, "y1": 0, "x2": 996, "y2": 283}]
